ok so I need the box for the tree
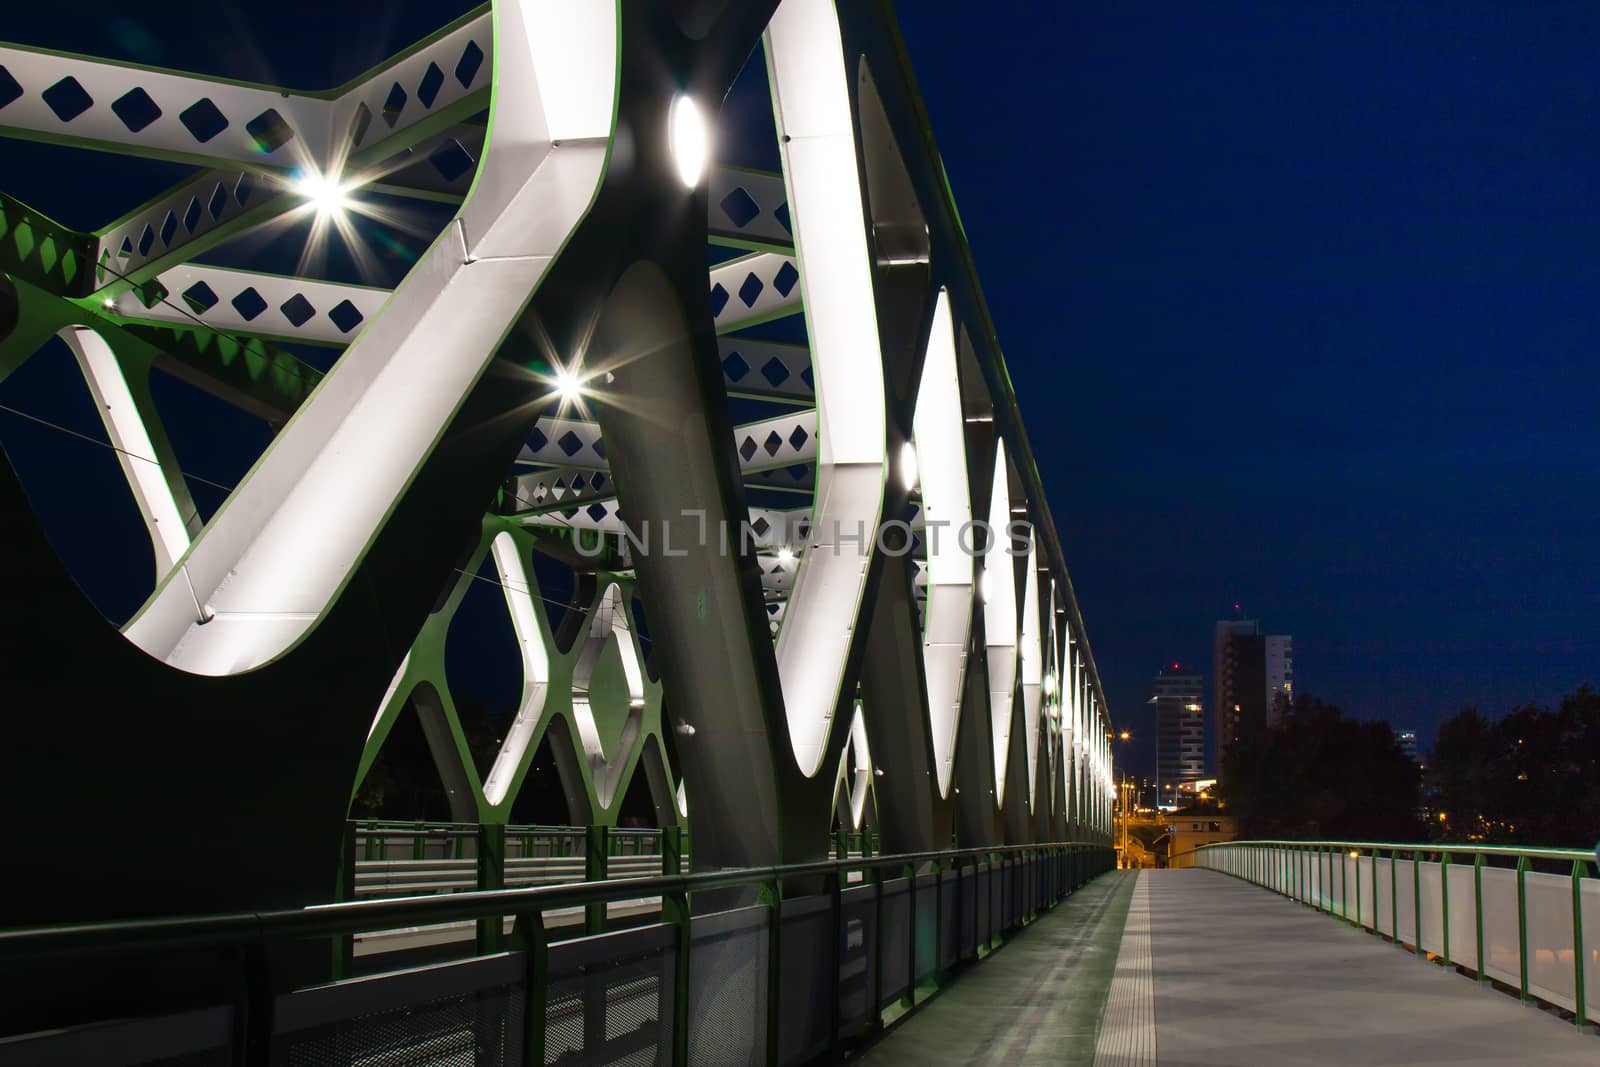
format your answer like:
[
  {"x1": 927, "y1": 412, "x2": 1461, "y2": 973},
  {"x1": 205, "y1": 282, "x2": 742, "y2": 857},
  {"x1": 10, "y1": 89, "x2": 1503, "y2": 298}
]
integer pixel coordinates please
[
  {"x1": 1428, "y1": 685, "x2": 1600, "y2": 847},
  {"x1": 1218, "y1": 693, "x2": 1423, "y2": 841}
]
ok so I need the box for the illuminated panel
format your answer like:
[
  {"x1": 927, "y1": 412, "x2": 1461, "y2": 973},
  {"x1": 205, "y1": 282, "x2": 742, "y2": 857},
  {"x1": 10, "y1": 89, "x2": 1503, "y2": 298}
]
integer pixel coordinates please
[
  {"x1": 569, "y1": 584, "x2": 647, "y2": 809},
  {"x1": 123, "y1": 3, "x2": 619, "y2": 674},
  {"x1": 765, "y1": 0, "x2": 888, "y2": 776},
  {"x1": 480, "y1": 532, "x2": 552, "y2": 806},
  {"x1": 913, "y1": 290, "x2": 973, "y2": 798},
  {"x1": 59, "y1": 326, "x2": 192, "y2": 573},
  {"x1": 982, "y1": 441, "x2": 1018, "y2": 804},
  {"x1": 1019, "y1": 526, "x2": 1043, "y2": 810}
]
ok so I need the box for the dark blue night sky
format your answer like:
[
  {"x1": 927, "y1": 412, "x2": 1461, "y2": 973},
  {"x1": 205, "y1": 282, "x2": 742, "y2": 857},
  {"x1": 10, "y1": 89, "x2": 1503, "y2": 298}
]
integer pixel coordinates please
[
  {"x1": 3, "y1": 3, "x2": 1597, "y2": 779},
  {"x1": 900, "y1": 1, "x2": 1600, "y2": 773}
]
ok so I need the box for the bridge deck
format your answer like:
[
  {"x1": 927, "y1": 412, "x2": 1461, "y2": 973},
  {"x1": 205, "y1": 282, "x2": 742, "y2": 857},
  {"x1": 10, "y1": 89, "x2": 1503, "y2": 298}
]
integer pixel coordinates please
[
  {"x1": 856, "y1": 868, "x2": 1600, "y2": 1065},
  {"x1": 855, "y1": 870, "x2": 1137, "y2": 1065}
]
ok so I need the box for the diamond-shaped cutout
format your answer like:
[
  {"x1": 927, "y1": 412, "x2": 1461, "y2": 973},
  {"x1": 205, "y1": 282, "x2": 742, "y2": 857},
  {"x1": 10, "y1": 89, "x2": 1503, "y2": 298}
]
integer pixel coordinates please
[
  {"x1": 111, "y1": 87, "x2": 161, "y2": 132},
  {"x1": 720, "y1": 187, "x2": 760, "y2": 228},
  {"x1": 591, "y1": 438, "x2": 605, "y2": 460},
  {"x1": 585, "y1": 502, "x2": 608, "y2": 522},
  {"x1": 179, "y1": 98, "x2": 228, "y2": 143},
  {"x1": 773, "y1": 260, "x2": 800, "y2": 297},
  {"x1": 61, "y1": 248, "x2": 78, "y2": 285},
  {"x1": 349, "y1": 101, "x2": 373, "y2": 146},
  {"x1": 738, "y1": 272, "x2": 764, "y2": 308},
  {"x1": 787, "y1": 464, "x2": 809, "y2": 482},
  {"x1": 557, "y1": 430, "x2": 584, "y2": 457},
  {"x1": 739, "y1": 436, "x2": 758, "y2": 462},
  {"x1": 751, "y1": 515, "x2": 770, "y2": 536},
  {"x1": 245, "y1": 108, "x2": 293, "y2": 153},
  {"x1": 417, "y1": 62, "x2": 445, "y2": 109},
  {"x1": 590, "y1": 473, "x2": 607, "y2": 491},
  {"x1": 234, "y1": 173, "x2": 255, "y2": 206},
  {"x1": 455, "y1": 40, "x2": 485, "y2": 87},
  {"x1": 116, "y1": 235, "x2": 132, "y2": 262},
  {"x1": 230, "y1": 286, "x2": 267, "y2": 321},
  {"x1": 760, "y1": 357, "x2": 790, "y2": 388},
  {"x1": 722, "y1": 350, "x2": 750, "y2": 382},
  {"x1": 763, "y1": 430, "x2": 783, "y2": 456},
  {"x1": 328, "y1": 299, "x2": 364, "y2": 333},
  {"x1": 37, "y1": 235, "x2": 57, "y2": 273},
  {"x1": 183, "y1": 196, "x2": 202, "y2": 233},
  {"x1": 788, "y1": 425, "x2": 809, "y2": 451},
  {"x1": 42, "y1": 77, "x2": 93, "y2": 122},
  {"x1": 800, "y1": 366, "x2": 814, "y2": 391},
  {"x1": 279, "y1": 293, "x2": 315, "y2": 327},
  {"x1": 774, "y1": 202, "x2": 792, "y2": 234},
  {"x1": 207, "y1": 183, "x2": 228, "y2": 221},
  {"x1": 182, "y1": 281, "x2": 219, "y2": 313},
  {"x1": 382, "y1": 83, "x2": 407, "y2": 128},
  {"x1": 0, "y1": 66, "x2": 22, "y2": 110},
  {"x1": 136, "y1": 224, "x2": 155, "y2": 257},
  {"x1": 136, "y1": 280, "x2": 167, "y2": 310},
  {"x1": 527, "y1": 426, "x2": 548, "y2": 453},
  {"x1": 709, "y1": 282, "x2": 730, "y2": 317},
  {"x1": 428, "y1": 139, "x2": 475, "y2": 182},
  {"x1": 159, "y1": 210, "x2": 177, "y2": 247}
]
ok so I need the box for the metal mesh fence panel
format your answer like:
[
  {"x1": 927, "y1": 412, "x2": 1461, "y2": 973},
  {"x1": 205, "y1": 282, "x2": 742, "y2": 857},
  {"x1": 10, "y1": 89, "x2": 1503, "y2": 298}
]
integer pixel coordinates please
[
  {"x1": 778, "y1": 895, "x2": 832, "y2": 1066},
  {"x1": 543, "y1": 924, "x2": 674, "y2": 1067},
  {"x1": 272, "y1": 954, "x2": 526, "y2": 1066},
  {"x1": 687, "y1": 905, "x2": 768, "y2": 1066},
  {"x1": 837, "y1": 885, "x2": 876, "y2": 1034},
  {"x1": 878, "y1": 878, "x2": 910, "y2": 1006},
  {"x1": 939, "y1": 871, "x2": 958, "y2": 970},
  {"x1": 958, "y1": 868, "x2": 976, "y2": 960},
  {"x1": 0, "y1": 1006, "x2": 233, "y2": 1066},
  {"x1": 975, "y1": 863, "x2": 991, "y2": 949},
  {"x1": 989, "y1": 863, "x2": 1003, "y2": 939},
  {"x1": 913, "y1": 874, "x2": 937, "y2": 985}
]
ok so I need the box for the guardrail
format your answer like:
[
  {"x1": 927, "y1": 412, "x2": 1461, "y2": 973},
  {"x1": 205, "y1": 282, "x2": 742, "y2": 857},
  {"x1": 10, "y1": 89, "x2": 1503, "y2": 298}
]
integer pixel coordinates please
[
  {"x1": 0, "y1": 833, "x2": 1111, "y2": 1066},
  {"x1": 1191, "y1": 840, "x2": 1599, "y2": 1027}
]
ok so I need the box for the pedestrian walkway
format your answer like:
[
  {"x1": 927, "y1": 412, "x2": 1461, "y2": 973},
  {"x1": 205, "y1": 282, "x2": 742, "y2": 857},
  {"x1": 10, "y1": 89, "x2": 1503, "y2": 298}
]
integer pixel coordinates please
[
  {"x1": 854, "y1": 868, "x2": 1600, "y2": 1065},
  {"x1": 855, "y1": 870, "x2": 1136, "y2": 1065},
  {"x1": 1141, "y1": 868, "x2": 1597, "y2": 1065}
]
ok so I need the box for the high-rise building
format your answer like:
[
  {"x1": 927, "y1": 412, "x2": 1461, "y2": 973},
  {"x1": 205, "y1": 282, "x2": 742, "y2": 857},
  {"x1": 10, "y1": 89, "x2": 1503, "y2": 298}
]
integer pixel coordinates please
[
  {"x1": 1214, "y1": 619, "x2": 1293, "y2": 781},
  {"x1": 1152, "y1": 667, "x2": 1205, "y2": 788},
  {"x1": 1397, "y1": 730, "x2": 1420, "y2": 764}
]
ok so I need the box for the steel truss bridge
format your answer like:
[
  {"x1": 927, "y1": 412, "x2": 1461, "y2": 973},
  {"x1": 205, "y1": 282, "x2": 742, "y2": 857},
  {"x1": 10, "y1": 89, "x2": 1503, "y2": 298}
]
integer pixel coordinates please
[{"x1": 0, "y1": 0, "x2": 1124, "y2": 1061}]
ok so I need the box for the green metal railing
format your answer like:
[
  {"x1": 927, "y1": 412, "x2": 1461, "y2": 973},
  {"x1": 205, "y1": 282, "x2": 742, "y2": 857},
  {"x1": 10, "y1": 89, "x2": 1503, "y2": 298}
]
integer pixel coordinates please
[
  {"x1": 1189, "y1": 839, "x2": 1598, "y2": 1027},
  {"x1": 0, "y1": 835, "x2": 1111, "y2": 1065}
]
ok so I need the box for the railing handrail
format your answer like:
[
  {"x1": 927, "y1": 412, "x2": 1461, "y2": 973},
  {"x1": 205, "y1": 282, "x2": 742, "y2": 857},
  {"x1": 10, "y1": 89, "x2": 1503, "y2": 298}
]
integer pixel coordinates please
[
  {"x1": 0, "y1": 840, "x2": 1102, "y2": 961},
  {"x1": 1186, "y1": 838, "x2": 1596, "y2": 865}
]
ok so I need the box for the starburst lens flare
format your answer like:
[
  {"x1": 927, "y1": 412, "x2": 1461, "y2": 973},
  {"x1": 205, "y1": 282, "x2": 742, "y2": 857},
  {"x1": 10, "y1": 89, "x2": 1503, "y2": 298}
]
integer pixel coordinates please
[
  {"x1": 669, "y1": 94, "x2": 707, "y2": 188},
  {"x1": 294, "y1": 170, "x2": 352, "y2": 219},
  {"x1": 554, "y1": 368, "x2": 584, "y2": 403}
]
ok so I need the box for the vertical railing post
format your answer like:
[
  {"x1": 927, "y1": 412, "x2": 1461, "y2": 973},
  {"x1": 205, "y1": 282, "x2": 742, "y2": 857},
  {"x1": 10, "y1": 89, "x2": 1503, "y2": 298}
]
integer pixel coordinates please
[
  {"x1": 1412, "y1": 847, "x2": 1424, "y2": 958},
  {"x1": 585, "y1": 825, "x2": 609, "y2": 935},
  {"x1": 1390, "y1": 848, "x2": 1399, "y2": 944},
  {"x1": 1516, "y1": 855, "x2": 1531, "y2": 1003},
  {"x1": 765, "y1": 873, "x2": 783, "y2": 1067},
  {"x1": 515, "y1": 912, "x2": 548, "y2": 1067},
  {"x1": 661, "y1": 826, "x2": 690, "y2": 1067},
  {"x1": 331, "y1": 819, "x2": 357, "y2": 979},
  {"x1": 477, "y1": 822, "x2": 507, "y2": 953},
  {"x1": 828, "y1": 851, "x2": 844, "y2": 1062},
  {"x1": 1440, "y1": 851, "x2": 1453, "y2": 967},
  {"x1": 1571, "y1": 859, "x2": 1588, "y2": 1029},
  {"x1": 1472, "y1": 852, "x2": 1488, "y2": 984}
]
